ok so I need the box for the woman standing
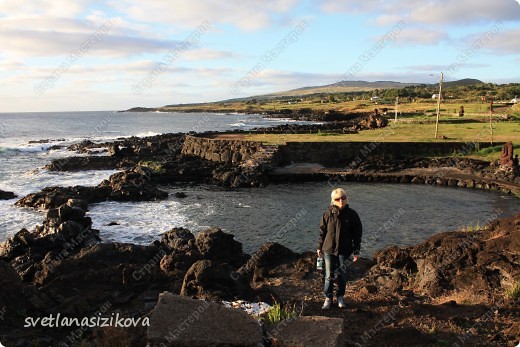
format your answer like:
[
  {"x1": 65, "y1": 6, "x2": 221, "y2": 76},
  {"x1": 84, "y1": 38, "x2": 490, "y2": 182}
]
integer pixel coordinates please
[{"x1": 317, "y1": 188, "x2": 363, "y2": 309}]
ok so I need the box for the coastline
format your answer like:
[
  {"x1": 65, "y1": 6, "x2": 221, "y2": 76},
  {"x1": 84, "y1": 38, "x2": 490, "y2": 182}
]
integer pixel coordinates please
[{"x1": 1, "y1": 117, "x2": 519, "y2": 345}]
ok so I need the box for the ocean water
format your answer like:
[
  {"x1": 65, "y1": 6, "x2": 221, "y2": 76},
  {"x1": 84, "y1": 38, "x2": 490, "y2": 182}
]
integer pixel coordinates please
[{"x1": 1, "y1": 111, "x2": 519, "y2": 255}]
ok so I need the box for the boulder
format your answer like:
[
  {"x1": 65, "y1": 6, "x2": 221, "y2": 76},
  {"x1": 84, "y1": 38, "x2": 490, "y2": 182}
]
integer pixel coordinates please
[
  {"x1": 238, "y1": 242, "x2": 297, "y2": 282},
  {"x1": 266, "y1": 316, "x2": 345, "y2": 347},
  {"x1": 161, "y1": 227, "x2": 196, "y2": 253},
  {"x1": 0, "y1": 189, "x2": 16, "y2": 200},
  {"x1": 180, "y1": 260, "x2": 252, "y2": 301},
  {"x1": 195, "y1": 227, "x2": 247, "y2": 267},
  {"x1": 159, "y1": 228, "x2": 202, "y2": 289},
  {"x1": 147, "y1": 292, "x2": 263, "y2": 347}
]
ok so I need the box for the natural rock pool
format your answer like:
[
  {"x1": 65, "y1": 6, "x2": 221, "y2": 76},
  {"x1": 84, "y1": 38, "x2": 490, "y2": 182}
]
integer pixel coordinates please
[{"x1": 85, "y1": 182, "x2": 520, "y2": 256}]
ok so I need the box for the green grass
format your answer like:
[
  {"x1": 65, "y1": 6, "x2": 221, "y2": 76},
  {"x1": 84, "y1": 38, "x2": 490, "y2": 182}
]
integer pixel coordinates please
[
  {"x1": 262, "y1": 301, "x2": 298, "y2": 325},
  {"x1": 242, "y1": 119, "x2": 520, "y2": 148},
  {"x1": 458, "y1": 221, "x2": 487, "y2": 232},
  {"x1": 316, "y1": 129, "x2": 341, "y2": 137},
  {"x1": 505, "y1": 281, "x2": 520, "y2": 300}
]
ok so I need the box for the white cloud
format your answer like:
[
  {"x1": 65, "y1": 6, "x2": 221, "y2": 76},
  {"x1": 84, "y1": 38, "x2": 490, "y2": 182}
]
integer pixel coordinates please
[
  {"x1": 107, "y1": 0, "x2": 300, "y2": 30},
  {"x1": 392, "y1": 28, "x2": 449, "y2": 46},
  {"x1": 319, "y1": 0, "x2": 520, "y2": 26},
  {"x1": 408, "y1": 0, "x2": 520, "y2": 25},
  {"x1": 183, "y1": 49, "x2": 240, "y2": 61},
  {"x1": 0, "y1": 0, "x2": 89, "y2": 18},
  {"x1": 0, "y1": 59, "x2": 25, "y2": 71},
  {"x1": 463, "y1": 27, "x2": 520, "y2": 54},
  {"x1": 0, "y1": 25, "x2": 184, "y2": 58}
]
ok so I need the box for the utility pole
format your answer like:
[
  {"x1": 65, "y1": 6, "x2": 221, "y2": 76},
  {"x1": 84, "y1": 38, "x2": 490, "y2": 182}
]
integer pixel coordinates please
[
  {"x1": 489, "y1": 97, "x2": 494, "y2": 146},
  {"x1": 395, "y1": 96, "x2": 399, "y2": 122},
  {"x1": 434, "y1": 72, "x2": 443, "y2": 139}
]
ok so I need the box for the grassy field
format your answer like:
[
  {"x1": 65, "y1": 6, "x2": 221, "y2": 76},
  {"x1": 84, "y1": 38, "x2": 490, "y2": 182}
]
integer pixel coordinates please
[
  {"x1": 162, "y1": 98, "x2": 515, "y2": 116},
  {"x1": 165, "y1": 98, "x2": 520, "y2": 160},
  {"x1": 240, "y1": 122, "x2": 519, "y2": 161},
  {"x1": 240, "y1": 112, "x2": 520, "y2": 161},
  {"x1": 243, "y1": 118, "x2": 519, "y2": 143}
]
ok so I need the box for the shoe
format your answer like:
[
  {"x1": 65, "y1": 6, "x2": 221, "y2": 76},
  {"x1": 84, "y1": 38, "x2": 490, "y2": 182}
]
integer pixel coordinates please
[
  {"x1": 337, "y1": 296, "x2": 345, "y2": 308},
  {"x1": 322, "y1": 298, "x2": 332, "y2": 310}
]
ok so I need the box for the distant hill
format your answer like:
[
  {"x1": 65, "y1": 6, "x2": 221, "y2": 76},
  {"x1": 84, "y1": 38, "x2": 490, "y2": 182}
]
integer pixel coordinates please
[
  {"x1": 440, "y1": 78, "x2": 484, "y2": 87},
  {"x1": 265, "y1": 80, "x2": 420, "y2": 97},
  {"x1": 156, "y1": 78, "x2": 488, "y2": 109}
]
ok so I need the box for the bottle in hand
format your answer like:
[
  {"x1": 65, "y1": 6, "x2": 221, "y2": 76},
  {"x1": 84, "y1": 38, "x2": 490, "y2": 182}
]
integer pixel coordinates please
[{"x1": 316, "y1": 257, "x2": 324, "y2": 271}]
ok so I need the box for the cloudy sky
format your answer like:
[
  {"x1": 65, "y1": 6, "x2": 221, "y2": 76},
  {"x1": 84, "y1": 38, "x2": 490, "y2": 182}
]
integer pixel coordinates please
[{"x1": 1, "y1": 0, "x2": 520, "y2": 112}]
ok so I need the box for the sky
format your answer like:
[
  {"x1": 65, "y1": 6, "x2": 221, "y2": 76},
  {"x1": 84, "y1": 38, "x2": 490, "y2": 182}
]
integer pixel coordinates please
[{"x1": 1, "y1": 0, "x2": 520, "y2": 112}]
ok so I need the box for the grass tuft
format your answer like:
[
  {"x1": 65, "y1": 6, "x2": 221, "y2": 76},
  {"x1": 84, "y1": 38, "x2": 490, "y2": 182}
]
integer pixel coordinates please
[
  {"x1": 263, "y1": 301, "x2": 297, "y2": 325},
  {"x1": 505, "y1": 281, "x2": 520, "y2": 300},
  {"x1": 458, "y1": 221, "x2": 487, "y2": 232}
]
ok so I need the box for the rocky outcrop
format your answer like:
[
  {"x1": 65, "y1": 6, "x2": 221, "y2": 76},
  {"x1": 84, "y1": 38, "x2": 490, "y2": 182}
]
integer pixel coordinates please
[
  {"x1": 16, "y1": 166, "x2": 168, "y2": 209},
  {"x1": 45, "y1": 156, "x2": 132, "y2": 171},
  {"x1": 98, "y1": 166, "x2": 168, "y2": 201},
  {"x1": 159, "y1": 228, "x2": 203, "y2": 293},
  {"x1": 15, "y1": 185, "x2": 111, "y2": 209},
  {"x1": 69, "y1": 133, "x2": 185, "y2": 157},
  {"x1": 211, "y1": 164, "x2": 267, "y2": 188},
  {"x1": 0, "y1": 208, "x2": 518, "y2": 346},
  {"x1": 34, "y1": 242, "x2": 172, "y2": 316},
  {"x1": 147, "y1": 292, "x2": 264, "y2": 347},
  {"x1": 0, "y1": 189, "x2": 16, "y2": 200},
  {"x1": 46, "y1": 133, "x2": 185, "y2": 171},
  {"x1": 364, "y1": 213, "x2": 520, "y2": 298},
  {"x1": 194, "y1": 227, "x2": 248, "y2": 267},
  {"x1": 0, "y1": 199, "x2": 100, "y2": 282}
]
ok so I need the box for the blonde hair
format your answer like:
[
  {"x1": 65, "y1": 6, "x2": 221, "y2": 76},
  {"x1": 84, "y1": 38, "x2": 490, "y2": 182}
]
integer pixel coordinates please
[{"x1": 330, "y1": 188, "x2": 347, "y2": 204}]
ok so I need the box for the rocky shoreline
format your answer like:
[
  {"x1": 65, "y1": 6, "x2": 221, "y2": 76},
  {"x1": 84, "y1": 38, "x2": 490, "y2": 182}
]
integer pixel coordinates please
[
  {"x1": 13, "y1": 128, "x2": 519, "y2": 210},
  {"x1": 1, "y1": 191, "x2": 518, "y2": 346},
  {"x1": 1, "y1": 122, "x2": 519, "y2": 346}
]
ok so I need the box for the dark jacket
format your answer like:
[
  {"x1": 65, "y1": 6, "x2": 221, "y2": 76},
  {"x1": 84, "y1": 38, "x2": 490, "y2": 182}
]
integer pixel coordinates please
[{"x1": 318, "y1": 205, "x2": 362, "y2": 256}]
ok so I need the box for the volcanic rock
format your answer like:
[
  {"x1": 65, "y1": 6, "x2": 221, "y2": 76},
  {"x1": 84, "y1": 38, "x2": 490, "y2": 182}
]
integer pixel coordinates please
[
  {"x1": 180, "y1": 260, "x2": 253, "y2": 301},
  {"x1": 147, "y1": 292, "x2": 263, "y2": 347},
  {"x1": 0, "y1": 189, "x2": 16, "y2": 200},
  {"x1": 195, "y1": 227, "x2": 247, "y2": 267}
]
